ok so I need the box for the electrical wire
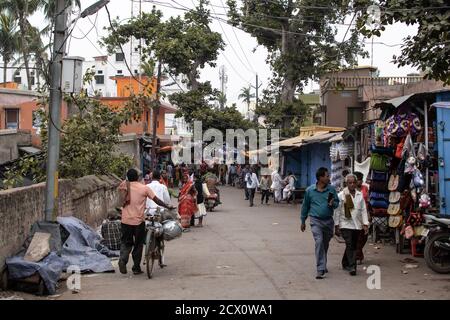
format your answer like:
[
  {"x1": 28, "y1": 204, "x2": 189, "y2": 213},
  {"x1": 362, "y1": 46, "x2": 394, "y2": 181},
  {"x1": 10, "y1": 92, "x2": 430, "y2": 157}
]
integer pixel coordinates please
[
  {"x1": 105, "y1": 5, "x2": 152, "y2": 88},
  {"x1": 205, "y1": 0, "x2": 256, "y2": 74},
  {"x1": 70, "y1": 12, "x2": 99, "y2": 40},
  {"x1": 219, "y1": 0, "x2": 256, "y2": 74}
]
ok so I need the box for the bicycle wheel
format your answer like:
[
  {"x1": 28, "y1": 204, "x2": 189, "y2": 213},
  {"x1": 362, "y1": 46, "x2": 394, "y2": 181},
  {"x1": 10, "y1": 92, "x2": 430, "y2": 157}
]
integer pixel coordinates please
[
  {"x1": 145, "y1": 231, "x2": 156, "y2": 279},
  {"x1": 159, "y1": 240, "x2": 166, "y2": 268}
]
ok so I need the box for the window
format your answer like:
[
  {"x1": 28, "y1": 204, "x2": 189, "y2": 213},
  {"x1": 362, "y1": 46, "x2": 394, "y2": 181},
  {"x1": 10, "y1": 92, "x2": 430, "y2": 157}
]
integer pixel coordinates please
[
  {"x1": 31, "y1": 76, "x2": 35, "y2": 86},
  {"x1": 14, "y1": 71, "x2": 21, "y2": 84},
  {"x1": 5, "y1": 108, "x2": 19, "y2": 129},
  {"x1": 95, "y1": 75, "x2": 105, "y2": 84},
  {"x1": 97, "y1": 70, "x2": 103, "y2": 75},
  {"x1": 134, "y1": 47, "x2": 139, "y2": 52},
  {"x1": 134, "y1": 69, "x2": 138, "y2": 74},
  {"x1": 115, "y1": 52, "x2": 125, "y2": 62},
  {"x1": 347, "y1": 107, "x2": 363, "y2": 126},
  {"x1": 116, "y1": 70, "x2": 123, "y2": 77}
]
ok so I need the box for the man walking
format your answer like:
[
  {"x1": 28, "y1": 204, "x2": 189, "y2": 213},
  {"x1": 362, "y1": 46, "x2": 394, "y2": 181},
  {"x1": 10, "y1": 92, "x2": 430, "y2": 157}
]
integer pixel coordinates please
[
  {"x1": 271, "y1": 169, "x2": 283, "y2": 203},
  {"x1": 245, "y1": 167, "x2": 260, "y2": 207},
  {"x1": 334, "y1": 174, "x2": 369, "y2": 275},
  {"x1": 118, "y1": 169, "x2": 174, "y2": 275},
  {"x1": 242, "y1": 165, "x2": 250, "y2": 200},
  {"x1": 260, "y1": 174, "x2": 271, "y2": 205},
  {"x1": 301, "y1": 167, "x2": 339, "y2": 279}
]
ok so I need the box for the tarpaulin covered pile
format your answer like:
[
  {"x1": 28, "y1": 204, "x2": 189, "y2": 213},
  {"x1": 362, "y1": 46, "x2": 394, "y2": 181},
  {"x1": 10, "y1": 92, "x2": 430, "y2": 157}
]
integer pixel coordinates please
[{"x1": 6, "y1": 216, "x2": 117, "y2": 295}]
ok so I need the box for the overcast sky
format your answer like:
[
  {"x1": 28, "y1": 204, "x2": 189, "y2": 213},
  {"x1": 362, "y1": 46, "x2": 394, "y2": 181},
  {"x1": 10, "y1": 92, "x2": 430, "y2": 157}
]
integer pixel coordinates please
[{"x1": 30, "y1": 0, "x2": 420, "y2": 112}]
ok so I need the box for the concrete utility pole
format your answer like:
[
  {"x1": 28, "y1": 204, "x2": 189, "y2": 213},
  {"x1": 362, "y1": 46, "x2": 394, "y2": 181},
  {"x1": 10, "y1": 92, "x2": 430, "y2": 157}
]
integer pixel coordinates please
[
  {"x1": 151, "y1": 61, "x2": 162, "y2": 170},
  {"x1": 45, "y1": 0, "x2": 109, "y2": 221},
  {"x1": 44, "y1": 0, "x2": 68, "y2": 222}
]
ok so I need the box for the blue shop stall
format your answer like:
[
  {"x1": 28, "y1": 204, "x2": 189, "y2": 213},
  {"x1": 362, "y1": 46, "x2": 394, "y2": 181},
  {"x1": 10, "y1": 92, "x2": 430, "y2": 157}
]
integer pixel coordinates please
[{"x1": 278, "y1": 127, "x2": 348, "y2": 190}]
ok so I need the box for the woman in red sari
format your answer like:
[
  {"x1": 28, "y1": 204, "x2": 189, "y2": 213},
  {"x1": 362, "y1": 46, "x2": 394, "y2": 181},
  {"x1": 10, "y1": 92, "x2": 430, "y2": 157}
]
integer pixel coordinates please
[{"x1": 177, "y1": 173, "x2": 198, "y2": 230}]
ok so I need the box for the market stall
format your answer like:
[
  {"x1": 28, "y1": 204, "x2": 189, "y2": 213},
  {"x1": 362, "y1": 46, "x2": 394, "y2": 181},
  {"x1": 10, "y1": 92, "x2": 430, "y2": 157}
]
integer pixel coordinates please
[{"x1": 368, "y1": 90, "x2": 450, "y2": 255}]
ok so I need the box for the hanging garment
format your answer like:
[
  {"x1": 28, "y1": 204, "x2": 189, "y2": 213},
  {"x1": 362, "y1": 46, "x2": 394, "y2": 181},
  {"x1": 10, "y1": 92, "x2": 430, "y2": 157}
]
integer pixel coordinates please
[{"x1": 354, "y1": 158, "x2": 371, "y2": 184}]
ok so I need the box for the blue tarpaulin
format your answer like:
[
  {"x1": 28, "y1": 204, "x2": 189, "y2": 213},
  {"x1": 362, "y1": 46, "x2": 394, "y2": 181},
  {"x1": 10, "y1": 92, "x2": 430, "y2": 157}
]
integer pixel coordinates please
[{"x1": 6, "y1": 216, "x2": 117, "y2": 295}]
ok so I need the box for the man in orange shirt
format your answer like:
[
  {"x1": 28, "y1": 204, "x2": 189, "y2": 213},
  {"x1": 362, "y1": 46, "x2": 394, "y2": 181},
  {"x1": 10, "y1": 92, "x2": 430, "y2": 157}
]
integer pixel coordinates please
[{"x1": 118, "y1": 169, "x2": 175, "y2": 275}]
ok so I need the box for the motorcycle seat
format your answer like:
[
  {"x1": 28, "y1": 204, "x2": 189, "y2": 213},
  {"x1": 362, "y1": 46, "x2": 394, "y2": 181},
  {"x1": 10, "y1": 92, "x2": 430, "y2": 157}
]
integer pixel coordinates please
[{"x1": 425, "y1": 214, "x2": 450, "y2": 225}]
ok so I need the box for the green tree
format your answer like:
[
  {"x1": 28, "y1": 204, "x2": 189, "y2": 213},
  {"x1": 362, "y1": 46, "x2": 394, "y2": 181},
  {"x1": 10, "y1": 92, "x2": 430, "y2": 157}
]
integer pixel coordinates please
[
  {"x1": 101, "y1": 0, "x2": 252, "y2": 134},
  {"x1": 0, "y1": 11, "x2": 19, "y2": 86},
  {"x1": 357, "y1": 0, "x2": 450, "y2": 85},
  {"x1": 1, "y1": 71, "x2": 145, "y2": 189},
  {"x1": 217, "y1": 91, "x2": 227, "y2": 109},
  {"x1": 0, "y1": 0, "x2": 44, "y2": 89},
  {"x1": 227, "y1": 0, "x2": 366, "y2": 136},
  {"x1": 238, "y1": 86, "x2": 255, "y2": 113}
]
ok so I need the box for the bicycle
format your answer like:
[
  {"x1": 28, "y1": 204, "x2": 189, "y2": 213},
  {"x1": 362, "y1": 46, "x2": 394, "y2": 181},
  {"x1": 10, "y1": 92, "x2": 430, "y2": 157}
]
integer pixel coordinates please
[{"x1": 144, "y1": 208, "x2": 166, "y2": 279}]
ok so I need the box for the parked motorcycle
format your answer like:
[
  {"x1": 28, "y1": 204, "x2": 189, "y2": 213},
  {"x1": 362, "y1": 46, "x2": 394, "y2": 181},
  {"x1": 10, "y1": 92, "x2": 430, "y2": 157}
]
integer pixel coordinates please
[
  {"x1": 422, "y1": 214, "x2": 450, "y2": 274},
  {"x1": 203, "y1": 179, "x2": 220, "y2": 212}
]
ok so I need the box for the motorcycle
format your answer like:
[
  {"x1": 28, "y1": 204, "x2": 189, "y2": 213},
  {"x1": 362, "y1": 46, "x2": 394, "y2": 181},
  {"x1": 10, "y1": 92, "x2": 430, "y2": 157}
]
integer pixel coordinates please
[
  {"x1": 422, "y1": 214, "x2": 450, "y2": 274},
  {"x1": 203, "y1": 180, "x2": 220, "y2": 212}
]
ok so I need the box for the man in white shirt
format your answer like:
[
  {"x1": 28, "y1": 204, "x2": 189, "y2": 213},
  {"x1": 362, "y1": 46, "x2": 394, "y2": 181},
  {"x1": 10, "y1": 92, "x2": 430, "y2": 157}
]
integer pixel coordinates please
[
  {"x1": 245, "y1": 167, "x2": 260, "y2": 207},
  {"x1": 334, "y1": 174, "x2": 369, "y2": 276},
  {"x1": 282, "y1": 172, "x2": 296, "y2": 203},
  {"x1": 271, "y1": 169, "x2": 283, "y2": 203},
  {"x1": 146, "y1": 170, "x2": 171, "y2": 216}
]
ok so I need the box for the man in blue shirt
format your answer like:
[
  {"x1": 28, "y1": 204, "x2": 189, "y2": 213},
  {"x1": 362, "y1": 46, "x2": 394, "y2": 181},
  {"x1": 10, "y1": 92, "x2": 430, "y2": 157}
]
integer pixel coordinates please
[{"x1": 301, "y1": 167, "x2": 339, "y2": 279}]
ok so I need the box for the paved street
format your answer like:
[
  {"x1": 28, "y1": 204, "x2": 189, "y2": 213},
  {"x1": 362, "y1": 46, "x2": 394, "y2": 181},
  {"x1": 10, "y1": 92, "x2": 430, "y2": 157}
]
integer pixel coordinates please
[{"x1": 5, "y1": 186, "x2": 448, "y2": 300}]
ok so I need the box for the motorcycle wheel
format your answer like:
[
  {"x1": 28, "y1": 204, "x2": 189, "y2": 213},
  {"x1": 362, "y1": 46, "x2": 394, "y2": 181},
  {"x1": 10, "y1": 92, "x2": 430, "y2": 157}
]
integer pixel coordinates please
[
  {"x1": 424, "y1": 232, "x2": 450, "y2": 274},
  {"x1": 145, "y1": 231, "x2": 156, "y2": 279}
]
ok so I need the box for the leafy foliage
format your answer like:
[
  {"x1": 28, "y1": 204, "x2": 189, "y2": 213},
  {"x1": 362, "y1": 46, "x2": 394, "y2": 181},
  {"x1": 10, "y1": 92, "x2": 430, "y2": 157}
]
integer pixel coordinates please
[
  {"x1": 1, "y1": 73, "x2": 144, "y2": 189},
  {"x1": 356, "y1": 0, "x2": 450, "y2": 85},
  {"x1": 227, "y1": 0, "x2": 367, "y2": 136}
]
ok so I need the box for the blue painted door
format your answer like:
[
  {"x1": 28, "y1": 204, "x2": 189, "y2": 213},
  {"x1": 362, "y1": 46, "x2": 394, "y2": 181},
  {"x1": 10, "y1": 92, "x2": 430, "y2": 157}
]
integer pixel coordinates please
[
  {"x1": 285, "y1": 150, "x2": 302, "y2": 188},
  {"x1": 436, "y1": 106, "x2": 450, "y2": 217}
]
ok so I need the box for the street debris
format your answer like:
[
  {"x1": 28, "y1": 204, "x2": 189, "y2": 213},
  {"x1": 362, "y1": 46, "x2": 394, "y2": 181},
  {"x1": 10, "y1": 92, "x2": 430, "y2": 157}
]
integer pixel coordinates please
[
  {"x1": 400, "y1": 258, "x2": 418, "y2": 264},
  {"x1": 417, "y1": 290, "x2": 426, "y2": 294},
  {"x1": 404, "y1": 264, "x2": 419, "y2": 269},
  {"x1": 402, "y1": 270, "x2": 409, "y2": 274},
  {"x1": 216, "y1": 265, "x2": 232, "y2": 269},
  {"x1": 272, "y1": 223, "x2": 279, "y2": 225}
]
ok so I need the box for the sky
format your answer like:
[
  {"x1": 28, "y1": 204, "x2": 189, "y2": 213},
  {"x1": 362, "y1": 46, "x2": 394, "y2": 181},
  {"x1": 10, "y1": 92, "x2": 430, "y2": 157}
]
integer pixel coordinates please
[{"x1": 30, "y1": 0, "x2": 420, "y2": 113}]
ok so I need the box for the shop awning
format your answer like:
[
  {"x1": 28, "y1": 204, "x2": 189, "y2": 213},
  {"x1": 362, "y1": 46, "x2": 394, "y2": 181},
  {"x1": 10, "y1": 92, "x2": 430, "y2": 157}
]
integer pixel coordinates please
[
  {"x1": 431, "y1": 102, "x2": 450, "y2": 109},
  {"x1": 274, "y1": 135, "x2": 304, "y2": 148},
  {"x1": 301, "y1": 131, "x2": 344, "y2": 144},
  {"x1": 376, "y1": 94, "x2": 415, "y2": 109}
]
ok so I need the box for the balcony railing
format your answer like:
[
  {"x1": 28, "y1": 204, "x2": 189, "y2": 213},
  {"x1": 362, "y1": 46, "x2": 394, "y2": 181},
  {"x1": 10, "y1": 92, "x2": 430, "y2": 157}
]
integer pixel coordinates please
[{"x1": 324, "y1": 76, "x2": 423, "y2": 89}]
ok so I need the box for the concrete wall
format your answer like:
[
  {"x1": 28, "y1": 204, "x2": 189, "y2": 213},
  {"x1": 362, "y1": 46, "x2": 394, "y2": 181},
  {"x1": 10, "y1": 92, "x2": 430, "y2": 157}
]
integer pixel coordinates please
[
  {"x1": 0, "y1": 175, "x2": 121, "y2": 269},
  {"x1": 117, "y1": 133, "x2": 141, "y2": 169},
  {"x1": 323, "y1": 90, "x2": 360, "y2": 127},
  {"x1": 0, "y1": 130, "x2": 32, "y2": 164}
]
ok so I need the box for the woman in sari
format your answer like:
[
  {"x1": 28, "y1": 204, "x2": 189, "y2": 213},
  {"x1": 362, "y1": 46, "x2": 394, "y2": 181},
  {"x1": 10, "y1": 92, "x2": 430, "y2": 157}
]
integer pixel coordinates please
[{"x1": 177, "y1": 173, "x2": 198, "y2": 230}]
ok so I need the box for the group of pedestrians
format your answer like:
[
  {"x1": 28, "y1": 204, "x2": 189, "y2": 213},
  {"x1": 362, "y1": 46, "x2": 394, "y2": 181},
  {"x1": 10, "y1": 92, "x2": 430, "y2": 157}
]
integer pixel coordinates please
[{"x1": 301, "y1": 167, "x2": 369, "y2": 279}]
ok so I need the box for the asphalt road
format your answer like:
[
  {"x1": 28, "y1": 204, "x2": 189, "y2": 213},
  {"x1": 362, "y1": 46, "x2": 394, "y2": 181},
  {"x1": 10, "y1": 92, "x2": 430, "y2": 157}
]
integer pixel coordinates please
[{"x1": 4, "y1": 186, "x2": 450, "y2": 300}]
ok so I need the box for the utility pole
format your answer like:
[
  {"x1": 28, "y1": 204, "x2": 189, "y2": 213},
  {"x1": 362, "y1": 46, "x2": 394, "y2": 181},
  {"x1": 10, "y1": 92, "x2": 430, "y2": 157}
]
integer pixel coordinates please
[
  {"x1": 151, "y1": 61, "x2": 162, "y2": 170},
  {"x1": 251, "y1": 73, "x2": 262, "y2": 123},
  {"x1": 44, "y1": 0, "x2": 68, "y2": 222},
  {"x1": 45, "y1": 0, "x2": 109, "y2": 221}
]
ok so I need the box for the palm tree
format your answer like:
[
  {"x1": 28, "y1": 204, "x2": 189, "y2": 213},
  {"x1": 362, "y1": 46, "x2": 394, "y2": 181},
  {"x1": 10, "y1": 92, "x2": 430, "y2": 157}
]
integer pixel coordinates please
[
  {"x1": 217, "y1": 92, "x2": 227, "y2": 109},
  {"x1": 0, "y1": 0, "x2": 44, "y2": 90},
  {"x1": 238, "y1": 86, "x2": 255, "y2": 115},
  {"x1": 0, "y1": 11, "x2": 19, "y2": 86}
]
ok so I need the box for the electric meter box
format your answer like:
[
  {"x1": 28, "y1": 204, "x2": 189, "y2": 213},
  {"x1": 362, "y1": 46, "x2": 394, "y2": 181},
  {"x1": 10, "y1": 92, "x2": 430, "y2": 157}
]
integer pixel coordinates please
[{"x1": 61, "y1": 56, "x2": 84, "y2": 93}]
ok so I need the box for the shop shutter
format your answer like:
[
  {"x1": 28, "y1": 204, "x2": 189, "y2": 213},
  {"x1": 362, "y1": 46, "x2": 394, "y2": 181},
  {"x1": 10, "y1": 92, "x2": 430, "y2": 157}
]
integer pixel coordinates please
[{"x1": 436, "y1": 106, "x2": 450, "y2": 217}]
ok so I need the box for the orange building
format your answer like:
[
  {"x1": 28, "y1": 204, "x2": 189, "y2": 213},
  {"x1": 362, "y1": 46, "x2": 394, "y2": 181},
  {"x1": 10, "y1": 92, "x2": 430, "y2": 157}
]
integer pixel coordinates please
[
  {"x1": 0, "y1": 75, "x2": 177, "y2": 148},
  {"x1": 100, "y1": 75, "x2": 177, "y2": 143}
]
